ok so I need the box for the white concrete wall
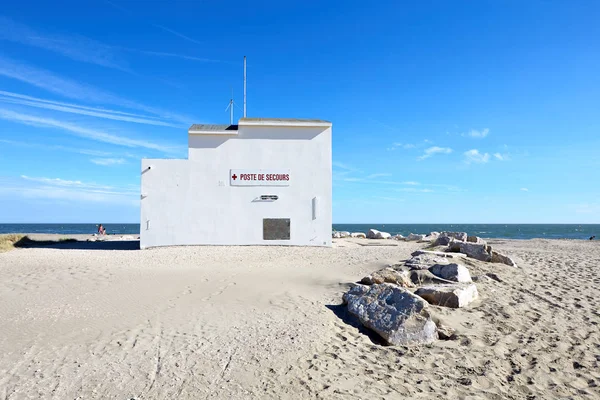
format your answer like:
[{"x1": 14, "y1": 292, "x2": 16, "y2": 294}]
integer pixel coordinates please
[{"x1": 140, "y1": 124, "x2": 331, "y2": 248}]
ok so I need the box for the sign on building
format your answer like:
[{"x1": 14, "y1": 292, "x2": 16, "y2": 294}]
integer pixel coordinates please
[{"x1": 230, "y1": 169, "x2": 290, "y2": 186}]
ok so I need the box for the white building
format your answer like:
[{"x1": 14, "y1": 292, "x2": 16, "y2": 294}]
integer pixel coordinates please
[{"x1": 140, "y1": 118, "x2": 332, "y2": 249}]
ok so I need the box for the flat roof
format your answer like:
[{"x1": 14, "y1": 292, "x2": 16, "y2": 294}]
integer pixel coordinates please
[
  {"x1": 188, "y1": 118, "x2": 332, "y2": 135},
  {"x1": 188, "y1": 124, "x2": 239, "y2": 135},
  {"x1": 239, "y1": 118, "x2": 331, "y2": 127}
]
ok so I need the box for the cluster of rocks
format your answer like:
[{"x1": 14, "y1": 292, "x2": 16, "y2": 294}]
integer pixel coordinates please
[
  {"x1": 333, "y1": 229, "x2": 441, "y2": 242},
  {"x1": 341, "y1": 231, "x2": 518, "y2": 346},
  {"x1": 438, "y1": 232, "x2": 517, "y2": 267},
  {"x1": 343, "y1": 249, "x2": 480, "y2": 345},
  {"x1": 333, "y1": 229, "x2": 517, "y2": 268}
]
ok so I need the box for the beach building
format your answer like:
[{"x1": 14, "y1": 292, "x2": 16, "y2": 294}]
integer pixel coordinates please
[{"x1": 140, "y1": 118, "x2": 332, "y2": 249}]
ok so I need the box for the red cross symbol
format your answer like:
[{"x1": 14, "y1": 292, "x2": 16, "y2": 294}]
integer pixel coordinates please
[{"x1": 232, "y1": 174, "x2": 237, "y2": 180}]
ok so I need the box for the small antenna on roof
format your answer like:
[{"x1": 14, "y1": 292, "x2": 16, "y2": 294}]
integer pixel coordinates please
[
  {"x1": 225, "y1": 87, "x2": 234, "y2": 125},
  {"x1": 243, "y1": 56, "x2": 247, "y2": 118}
]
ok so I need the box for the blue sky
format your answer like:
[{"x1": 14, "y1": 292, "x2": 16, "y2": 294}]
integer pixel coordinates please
[{"x1": 0, "y1": 0, "x2": 599, "y2": 223}]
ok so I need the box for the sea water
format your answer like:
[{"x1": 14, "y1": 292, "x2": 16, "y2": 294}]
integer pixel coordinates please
[{"x1": 0, "y1": 223, "x2": 598, "y2": 240}]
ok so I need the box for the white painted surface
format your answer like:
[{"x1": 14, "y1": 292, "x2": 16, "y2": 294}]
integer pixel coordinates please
[{"x1": 140, "y1": 121, "x2": 332, "y2": 248}]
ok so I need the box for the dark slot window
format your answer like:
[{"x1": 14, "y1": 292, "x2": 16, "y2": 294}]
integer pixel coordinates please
[{"x1": 263, "y1": 218, "x2": 290, "y2": 240}]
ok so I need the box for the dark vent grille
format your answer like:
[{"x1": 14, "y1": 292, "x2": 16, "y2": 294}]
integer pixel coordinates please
[{"x1": 263, "y1": 219, "x2": 290, "y2": 240}]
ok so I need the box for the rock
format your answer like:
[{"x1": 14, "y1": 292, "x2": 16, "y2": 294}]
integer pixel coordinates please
[
  {"x1": 350, "y1": 232, "x2": 366, "y2": 238},
  {"x1": 409, "y1": 270, "x2": 456, "y2": 285},
  {"x1": 360, "y1": 268, "x2": 414, "y2": 288},
  {"x1": 342, "y1": 284, "x2": 369, "y2": 304},
  {"x1": 434, "y1": 236, "x2": 453, "y2": 246},
  {"x1": 407, "y1": 233, "x2": 425, "y2": 241},
  {"x1": 339, "y1": 231, "x2": 350, "y2": 238},
  {"x1": 415, "y1": 284, "x2": 479, "y2": 308},
  {"x1": 120, "y1": 235, "x2": 134, "y2": 241},
  {"x1": 428, "y1": 263, "x2": 472, "y2": 283},
  {"x1": 343, "y1": 284, "x2": 438, "y2": 346},
  {"x1": 367, "y1": 229, "x2": 391, "y2": 239},
  {"x1": 410, "y1": 250, "x2": 467, "y2": 259},
  {"x1": 405, "y1": 254, "x2": 451, "y2": 270},
  {"x1": 392, "y1": 234, "x2": 405, "y2": 241},
  {"x1": 448, "y1": 241, "x2": 492, "y2": 262},
  {"x1": 435, "y1": 232, "x2": 468, "y2": 245},
  {"x1": 491, "y1": 250, "x2": 517, "y2": 267},
  {"x1": 444, "y1": 232, "x2": 468, "y2": 241},
  {"x1": 420, "y1": 232, "x2": 440, "y2": 242},
  {"x1": 467, "y1": 235, "x2": 487, "y2": 245},
  {"x1": 366, "y1": 229, "x2": 378, "y2": 239},
  {"x1": 436, "y1": 324, "x2": 457, "y2": 340},
  {"x1": 332, "y1": 231, "x2": 341, "y2": 238}
]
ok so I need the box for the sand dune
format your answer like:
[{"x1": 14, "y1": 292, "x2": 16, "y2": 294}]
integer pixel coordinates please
[{"x1": 0, "y1": 238, "x2": 599, "y2": 399}]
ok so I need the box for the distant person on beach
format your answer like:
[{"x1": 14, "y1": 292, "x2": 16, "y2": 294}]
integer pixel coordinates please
[
  {"x1": 590, "y1": 235, "x2": 596, "y2": 240},
  {"x1": 98, "y1": 224, "x2": 106, "y2": 235}
]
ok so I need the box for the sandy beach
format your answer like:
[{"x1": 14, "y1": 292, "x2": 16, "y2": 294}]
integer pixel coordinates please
[{"x1": 0, "y1": 237, "x2": 599, "y2": 399}]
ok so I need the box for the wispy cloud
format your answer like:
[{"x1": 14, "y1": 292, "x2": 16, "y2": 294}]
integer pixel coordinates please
[
  {"x1": 387, "y1": 142, "x2": 417, "y2": 151},
  {"x1": 332, "y1": 161, "x2": 357, "y2": 171},
  {"x1": 0, "y1": 16, "x2": 128, "y2": 71},
  {"x1": 1, "y1": 175, "x2": 138, "y2": 205},
  {"x1": 520, "y1": 188, "x2": 529, "y2": 192},
  {"x1": 418, "y1": 146, "x2": 453, "y2": 160},
  {"x1": 402, "y1": 181, "x2": 420, "y2": 185},
  {"x1": 343, "y1": 177, "x2": 364, "y2": 182},
  {"x1": 0, "y1": 56, "x2": 193, "y2": 124},
  {"x1": 90, "y1": 158, "x2": 126, "y2": 166},
  {"x1": 464, "y1": 149, "x2": 490, "y2": 164},
  {"x1": 104, "y1": 0, "x2": 203, "y2": 46},
  {"x1": 0, "y1": 139, "x2": 144, "y2": 159},
  {"x1": 366, "y1": 173, "x2": 392, "y2": 179},
  {"x1": 0, "y1": 109, "x2": 181, "y2": 153},
  {"x1": 494, "y1": 152, "x2": 504, "y2": 161},
  {"x1": 462, "y1": 128, "x2": 490, "y2": 138},
  {"x1": 0, "y1": 90, "x2": 183, "y2": 128},
  {"x1": 122, "y1": 48, "x2": 220, "y2": 63},
  {"x1": 151, "y1": 24, "x2": 204, "y2": 45},
  {"x1": 396, "y1": 188, "x2": 434, "y2": 193}
]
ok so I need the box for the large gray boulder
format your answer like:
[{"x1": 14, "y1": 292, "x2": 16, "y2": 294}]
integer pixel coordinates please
[
  {"x1": 377, "y1": 231, "x2": 392, "y2": 239},
  {"x1": 367, "y1": 229, "x2": 391, "y2": 239},
  {"x1": 448, "y1": 241, "x2": 492, "y2": 262},
  {"x1": 351, "y1": 232, "x2": 366, "y2": 238},
  {"x1": 467, "y1": 235, "x2": 487, "y2": 245},
  {"x1": 392, "y1": 234, "x2": 406, "y2": 241},
  {"x1": 339, "y1": 231, "x2": 350, "y2": 238},
  {"x1": 442, "y1": 231, "x2": 468, "y2": 242},
  {"x1": 360, "y1": 268, "x2": 414, "y2": 288},
  {"x1": 410, "y1": 250, "x2": 467, "y2": 259},
  {"x1": 406, "y1": 233, "x2": 426, "y2": 241},
  {"x1": 428, "y1": 263, "x2": 472, "y2": 283},
  {"x1": 434, "y1": 235, "x2": 452, "y2": 246},
  {"x1": 343, "y1": 284, "x2": 438, "y2": 346},
  {"x1": 415, "y1": 284, "x2": 479, "y2": 308},
  {"x1": 405, "y1": 254, "x2": 451, "y2": 270},
  {"x1": 332, "y1": 231, "x2": 341, "y2": 238},
  {"x1": 409, "y1": 270, "x2": 456, "y2": 285},
  {"x1": 491, "y1": 250, "x2": 517, "y2": 267}
]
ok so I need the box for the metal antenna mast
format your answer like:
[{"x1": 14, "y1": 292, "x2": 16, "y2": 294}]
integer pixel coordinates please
[
  {"x1": 243, "y1": 56, "x2": 247, "y2": 118},
  {"x1": 225, "y1": 87, "x2": 234, "y2": 125}
]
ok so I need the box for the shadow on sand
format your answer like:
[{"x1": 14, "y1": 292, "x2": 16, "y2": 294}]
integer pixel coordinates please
[
  {"x1": 14, "y1": 237, "x2": 140, "y2": 251},
  {"x1": 325, "y1": 302, "x2": 388, "y2": 346}
]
